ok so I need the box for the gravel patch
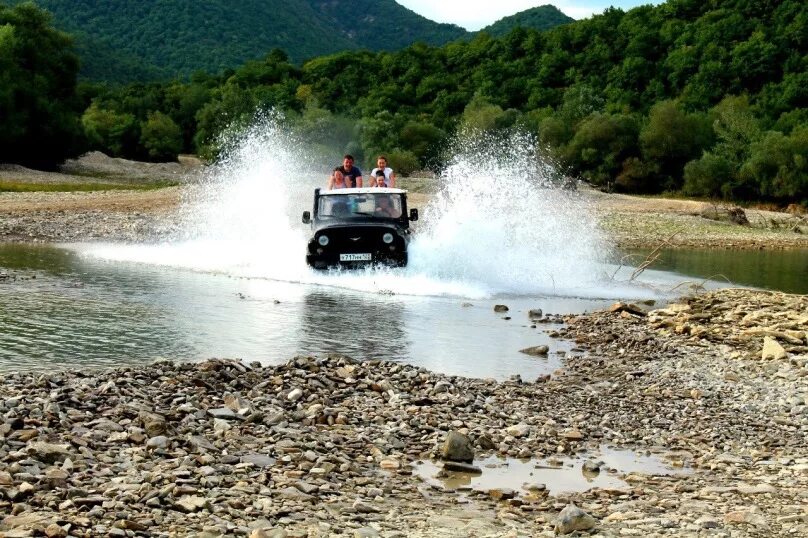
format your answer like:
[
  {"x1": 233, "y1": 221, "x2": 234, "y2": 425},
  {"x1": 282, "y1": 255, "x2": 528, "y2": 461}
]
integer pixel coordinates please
[{"x1": 0, "y1": 288, "x2": 805, "y2": 536}]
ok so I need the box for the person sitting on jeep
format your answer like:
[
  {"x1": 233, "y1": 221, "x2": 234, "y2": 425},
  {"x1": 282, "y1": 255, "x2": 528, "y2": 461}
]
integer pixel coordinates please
[
  {"x1": 370, "y1": 155, "x2": 396, "y2": 187},
  {"x1": 335, "y1": 154, "x2": 363, "y2": 188},
  {"x1": 371, "y1": 170, "x2": 387, "y2": 188},
  {"x1": 328, "y1": 167, "x2": 348, "y2": 189}
]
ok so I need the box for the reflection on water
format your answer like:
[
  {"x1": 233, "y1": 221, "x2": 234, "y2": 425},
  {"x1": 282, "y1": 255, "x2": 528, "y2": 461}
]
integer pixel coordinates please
[
  {"x1": 4, "y1": 243, "x2": 803, "y2": 377},
  {"x1": 625, "y1": 247, "x2": 808, "y2": 294},
  {"x1": 415, "y1": 445, "x2": 691, "y2": 496},
  {"x1": 0, "y1": 244, "x2": 612, "y2": 378},
  {"x1": 299, "y1": 290, "x2": 409, "y2": 361}
]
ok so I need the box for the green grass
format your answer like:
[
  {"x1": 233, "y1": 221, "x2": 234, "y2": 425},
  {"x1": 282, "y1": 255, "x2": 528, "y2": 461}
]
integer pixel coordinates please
[{"x1": 0, "y1": 180, "x2": 178, "y2": 193}]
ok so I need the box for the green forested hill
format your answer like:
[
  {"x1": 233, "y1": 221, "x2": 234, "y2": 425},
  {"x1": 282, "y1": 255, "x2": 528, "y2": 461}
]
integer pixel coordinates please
[
  {"x1": 11, "y1": 0, "x2": 468, "y2": 80},
  {"x1": 480, "y1": 5, "x2": 574, "y2": 36},
  {"x1": 6, "y1": 0, "x2": 807, "y2": 204}
]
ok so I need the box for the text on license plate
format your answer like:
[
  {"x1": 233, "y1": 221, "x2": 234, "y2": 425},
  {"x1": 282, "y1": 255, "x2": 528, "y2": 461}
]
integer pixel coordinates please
[{"x1": 340, "y1": 253, "x2": 372, "y2": 262}]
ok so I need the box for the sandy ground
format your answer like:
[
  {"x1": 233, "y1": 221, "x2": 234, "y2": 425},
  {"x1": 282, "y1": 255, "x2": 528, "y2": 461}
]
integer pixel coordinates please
[{"x1": 1, "y1": 154, "x2": 807, "y2": 249}]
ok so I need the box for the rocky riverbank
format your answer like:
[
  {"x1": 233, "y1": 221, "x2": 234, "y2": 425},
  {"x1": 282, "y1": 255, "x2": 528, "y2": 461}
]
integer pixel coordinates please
[{"x1": 1, "y1": 288, "x2": 805, "y2": 537}]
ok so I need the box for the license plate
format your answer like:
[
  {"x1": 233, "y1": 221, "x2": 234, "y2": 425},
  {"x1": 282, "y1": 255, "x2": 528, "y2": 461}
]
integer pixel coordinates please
[{"x1": 339, "y1": 253, "x2": 372, "y2": 262}]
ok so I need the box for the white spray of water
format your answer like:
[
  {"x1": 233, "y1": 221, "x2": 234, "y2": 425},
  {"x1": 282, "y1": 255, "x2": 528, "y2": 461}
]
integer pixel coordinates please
[
  {"x1": 85, "y1": 116, "x2": 671, "y2": 299},
  {"x1": 408, "y1": 131, "x2": 611, "y2": 296}
]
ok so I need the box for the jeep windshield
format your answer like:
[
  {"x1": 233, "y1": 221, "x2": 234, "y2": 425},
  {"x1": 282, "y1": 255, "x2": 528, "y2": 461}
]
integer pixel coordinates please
[{"x1": 318, "y1": 193, "x2": 403, "y2": 220}]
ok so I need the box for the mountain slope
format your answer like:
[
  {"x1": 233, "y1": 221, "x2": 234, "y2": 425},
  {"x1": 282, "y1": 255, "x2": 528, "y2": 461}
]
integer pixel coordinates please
[
  {"x1": 481, "y1": 5, "x2": 574, "y2": 36},
  {"x1": 14, "y1": 0, "x2": 466, "y2": 80}
]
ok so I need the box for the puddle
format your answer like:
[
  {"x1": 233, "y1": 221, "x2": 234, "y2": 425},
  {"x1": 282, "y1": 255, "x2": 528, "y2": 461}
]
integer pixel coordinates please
[{"x1": 414, "y1": 445, "x2": 691, "y2": 496}]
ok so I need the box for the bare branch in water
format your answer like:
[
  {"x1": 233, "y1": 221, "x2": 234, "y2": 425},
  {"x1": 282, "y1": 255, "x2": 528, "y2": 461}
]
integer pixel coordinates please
[{"x1": 629, "y1": 229, "x2": 683, "y2": 282}]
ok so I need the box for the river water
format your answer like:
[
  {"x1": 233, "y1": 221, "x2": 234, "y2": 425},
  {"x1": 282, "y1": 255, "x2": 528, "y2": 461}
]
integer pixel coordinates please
[{"x1": 1, "y1": 125, "x2": 804, "y2": 377}]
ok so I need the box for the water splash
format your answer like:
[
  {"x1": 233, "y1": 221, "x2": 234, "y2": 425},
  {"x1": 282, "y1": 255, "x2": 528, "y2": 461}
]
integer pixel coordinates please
[
  {"x1": 409, "y1": 131, "x2": 611, "y2": 296},
  {"x1": 83, "y1": 116, "x2": 669, "y2": 299}
]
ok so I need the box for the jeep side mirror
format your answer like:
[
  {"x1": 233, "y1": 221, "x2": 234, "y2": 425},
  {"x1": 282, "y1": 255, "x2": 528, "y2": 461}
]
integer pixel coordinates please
[
  {"x1": 409, "y1": 208, "x2": 419, "y2": 222},
  {"x1": 302, "y1": 211, "x2": 311, "y2": 224}
]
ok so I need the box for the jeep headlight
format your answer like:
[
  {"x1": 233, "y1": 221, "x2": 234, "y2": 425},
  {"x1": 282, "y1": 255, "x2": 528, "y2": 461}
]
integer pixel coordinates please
[
  {"x1": 382, "y1": 232, "x2": 394, "y2": 244},
  {"x1": 318, "y1": 235, "x2": 329, "y2": 246}
]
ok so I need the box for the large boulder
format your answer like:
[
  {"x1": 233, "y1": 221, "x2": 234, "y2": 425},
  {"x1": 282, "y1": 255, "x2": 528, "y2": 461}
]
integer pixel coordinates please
[{"x1": 441, "y1": 431, "x2": 474, "y2": 463}]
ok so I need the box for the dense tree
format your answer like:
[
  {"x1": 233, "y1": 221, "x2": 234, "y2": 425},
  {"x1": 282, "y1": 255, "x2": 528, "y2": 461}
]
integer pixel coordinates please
[
  {"x1": 81, "y1": 103, "x2": 138, "y2": 156},
  {"x1": 0, "y1": 2, "x2": 82, "y2": 166},
  {"x1": 3, "y1": 0, "x2": 806, "y2": 205},
  {"x1": 140, "y1": 112, "x2": 183, "y2": 161}
]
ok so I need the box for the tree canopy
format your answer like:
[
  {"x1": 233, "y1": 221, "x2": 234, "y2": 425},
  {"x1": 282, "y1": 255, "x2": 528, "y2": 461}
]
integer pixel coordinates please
[
  {"x1": 4, "y1": 0, "x2": 807, "y2": 204},
  {"x1": 0, "y1": 2, "x2": 81, "y2": 166}
]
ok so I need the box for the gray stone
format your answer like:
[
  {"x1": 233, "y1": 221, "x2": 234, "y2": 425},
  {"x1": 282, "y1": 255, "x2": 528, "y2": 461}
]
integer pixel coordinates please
[
  {"x1": 555, "y1": 504, "x2": 597, "y2": 535},
  {"x1": 188, "y1": 435, "x2": 217, "y2": 451},
  {"x1": 519, "y1": 345, "x2": 549, "y2": 356},
  {"x1": 175, "y1": 495, "x2": 210, "y2": 513},
  {"x1": 26, "y1": 442, "x2": 71, "y2": 464},
  {"x1": 146, "y1": 435, "x2": 169, "y2": 449},
  {"x1": 208, "y1": 407, "x2": 241, "y2": 420},
  {"x1": 241, "y1": 454, "x2": 276, "y2": 468},
  {"x1": 441, "y1": 431, "x2": 474, "y2": 463}
]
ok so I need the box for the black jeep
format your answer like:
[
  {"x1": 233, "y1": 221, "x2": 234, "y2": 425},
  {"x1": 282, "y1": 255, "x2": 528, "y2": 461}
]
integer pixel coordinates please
[{"x1": 302, "y1": 187, "x2": 419, "y2": 269}]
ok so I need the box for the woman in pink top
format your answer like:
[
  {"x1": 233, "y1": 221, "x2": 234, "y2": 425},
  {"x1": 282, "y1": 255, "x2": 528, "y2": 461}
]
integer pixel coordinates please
[{"x1": 327, "y1": 168, "x2": 348, "y2": 189}]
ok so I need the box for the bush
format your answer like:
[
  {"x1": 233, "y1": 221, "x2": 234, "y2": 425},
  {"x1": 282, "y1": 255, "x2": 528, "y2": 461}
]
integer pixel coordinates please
[
  {"x1": 82, "y1": 103, "x2": 138, "y2": 156},
  {"x1": 140, "y1": 111, "x2": 183, "y2": 161},
  {"x1": 683, "y1": 153, "x2": 734, "y2": 198},
  {"x1": 385, "y1": 149, "x2": 420, "y2": 177}
]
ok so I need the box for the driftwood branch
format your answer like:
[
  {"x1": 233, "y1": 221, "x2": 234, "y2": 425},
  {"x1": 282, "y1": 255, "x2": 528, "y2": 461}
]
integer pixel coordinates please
[{"x1": 628, "y1": 228, "x2": 683, "y2": 282}]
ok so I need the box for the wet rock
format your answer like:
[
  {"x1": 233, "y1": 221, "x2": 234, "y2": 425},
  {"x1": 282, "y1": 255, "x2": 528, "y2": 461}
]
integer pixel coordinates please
[
  {"x1": 554, "y1": 503, "x2": 597, "y2": 534},
  {"x1": 488, "y1": 488, "x2": 516, "y2": 501},
  {"x1": 494, "y1": 305, "x2": 509, "y2": 313},
  {"x1": 528, "y1": 309, "x2": 543, "y2": 319},
  {"x1": 442, "y1": 461, "x2": 482, "y2": 474},
  {"x1": 582, "y1": 460, "x2": 601, "y2": 473},
  {"x1": 441, "y1": 431, "x2": 474, "y2": 463},
  {"x1": 608, "y1": 302, "x2": 647, "y2": 316},
  {"x1": 519, "y1": 345, "x2": 549, "y2": 356}
]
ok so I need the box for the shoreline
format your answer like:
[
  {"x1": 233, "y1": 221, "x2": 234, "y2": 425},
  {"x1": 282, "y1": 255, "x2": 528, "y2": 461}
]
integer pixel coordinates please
[
  {"x1": 0, "y1": 287, "x2": 805, "y2": 536},
  {"x1": 1, "y1": 156, "x2": 806, "y2": 250}
]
